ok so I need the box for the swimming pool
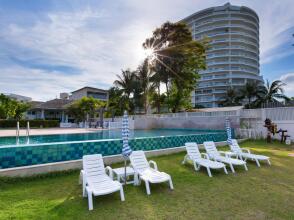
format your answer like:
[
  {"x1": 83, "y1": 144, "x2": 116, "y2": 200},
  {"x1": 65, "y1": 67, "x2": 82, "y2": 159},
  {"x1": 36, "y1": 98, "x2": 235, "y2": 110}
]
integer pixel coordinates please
[
  {"x1": 0, "y1": 129, "x2": 220, "y2": 146},
  {"x1": 0, "y1": 129, "x2": 233, "y2": 169}
]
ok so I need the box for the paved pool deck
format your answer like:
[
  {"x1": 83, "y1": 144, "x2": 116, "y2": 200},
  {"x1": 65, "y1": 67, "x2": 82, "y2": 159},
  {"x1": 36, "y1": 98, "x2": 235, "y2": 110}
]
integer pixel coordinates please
[{"x1": 0, "y1": 128, "x2": 104, "y2": 137}]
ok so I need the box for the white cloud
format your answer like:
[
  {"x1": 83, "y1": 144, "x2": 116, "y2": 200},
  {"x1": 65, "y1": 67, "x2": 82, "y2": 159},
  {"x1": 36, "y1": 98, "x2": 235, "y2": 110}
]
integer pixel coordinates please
[
  {"x1": 280, "y1": 73, "x2": 294, "y2": 96},
  {"x1": 1, "y1": 0, "x2": 294, "y2": 100},
  {"x1": 0, "y1": 8, "x2": 152, "y2": 100}
]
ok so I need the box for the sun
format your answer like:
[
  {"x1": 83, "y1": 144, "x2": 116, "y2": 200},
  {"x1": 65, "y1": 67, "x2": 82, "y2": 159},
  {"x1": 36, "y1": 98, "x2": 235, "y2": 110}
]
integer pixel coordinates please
[{"x1": 144, "y1": 48, "x2": 154, "y2": 57}]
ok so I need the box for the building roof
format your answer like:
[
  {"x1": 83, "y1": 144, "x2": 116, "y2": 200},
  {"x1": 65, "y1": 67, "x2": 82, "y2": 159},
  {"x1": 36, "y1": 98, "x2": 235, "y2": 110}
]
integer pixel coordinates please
[
  {"x1": 32, "y1": 99, "x2": 73, "y2": 110},
  {"x1": 180, "y1": 3, "x2": 259, "y2": 23},
  {"x1": 71, "y1": 86, "x2": 108, "y2": 94}
]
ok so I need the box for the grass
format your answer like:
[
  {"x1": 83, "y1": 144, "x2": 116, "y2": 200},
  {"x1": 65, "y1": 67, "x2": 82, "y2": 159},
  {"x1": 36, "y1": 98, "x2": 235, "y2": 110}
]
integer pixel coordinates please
[{"x1": 0, "y1": 140, "x2": 294, "y2": 220}]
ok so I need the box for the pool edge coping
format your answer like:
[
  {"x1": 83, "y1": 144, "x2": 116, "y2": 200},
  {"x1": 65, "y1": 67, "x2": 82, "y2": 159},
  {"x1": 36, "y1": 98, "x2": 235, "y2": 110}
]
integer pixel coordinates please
[{"x1": 0, "y1": 139, "x2": 247, "y2": 177}]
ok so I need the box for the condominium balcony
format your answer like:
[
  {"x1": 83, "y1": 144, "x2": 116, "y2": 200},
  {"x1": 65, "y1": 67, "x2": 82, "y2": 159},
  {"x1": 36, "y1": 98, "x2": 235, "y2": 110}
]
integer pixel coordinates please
[
  {"x1": 210, "y1": 38, "x2": 258, "y2": 48},
  {"x1": 200, "y1": 67, "x2": 258, "y2": 75},
  {"x1": 198, "y1": 82, "x2": 228, "y2": 88},
  {"x1": 195, "y1": 31, "x2": 258, "y2": 43},
  {"x1": 206, "y1": 53, "x2": 258, "y2": 61},
  {"x1": 194, "y1": 24, "x2": 258, "y2": 36},
  {"x1": 193, "y1": 17, "x2": 258, "y2": 29},
  {"x1": 207, "y1": 46, "x2": 259, "y2": 55},
  {"x1": 198, "y1": 73, "x2": 263, "y2": 82},
  {"x1": 206, "y1": 60, "x2": 259, "y2": 69},
  {"x1": 188, "y1": 11, "x2": 258, "y2": 26}
]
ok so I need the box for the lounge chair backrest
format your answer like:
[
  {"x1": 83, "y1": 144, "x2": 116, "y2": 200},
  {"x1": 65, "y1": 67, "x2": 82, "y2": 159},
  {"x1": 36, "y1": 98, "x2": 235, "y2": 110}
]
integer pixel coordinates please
[
  {"x1": 185, "y1": 142, "x2": 201, "y2": 160},
  {"x1": 229, "y1": 139, "x2": 242, "y2": 153},
  {"x1": 130, "y1": 151, "x2": 150, "y2": 173},
  {"x1": 83, "y1": 154, "x2": 106, "y2": 178},
  {"x1": 203, "y1": 141, "x2": 220, "y2": 157}
]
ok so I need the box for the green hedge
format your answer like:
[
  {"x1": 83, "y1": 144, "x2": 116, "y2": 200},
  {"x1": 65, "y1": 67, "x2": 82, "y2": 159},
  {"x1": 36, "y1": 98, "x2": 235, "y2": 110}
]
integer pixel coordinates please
[{"x1": 0, "y1": 120, "x2": 59, "y2": 128}]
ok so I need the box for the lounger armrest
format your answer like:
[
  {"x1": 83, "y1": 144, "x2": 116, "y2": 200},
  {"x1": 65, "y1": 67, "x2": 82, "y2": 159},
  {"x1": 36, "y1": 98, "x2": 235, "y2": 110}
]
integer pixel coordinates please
[
  {"x1": 105, "y1": 166, "x2": 114, "y2": 179},
  {"x1": 241, "y1": 148, "x2": 251, "y2": 154},
  {"x1": 219, "y1": 151, "x2": 233, "y2": 158},
  {"x1": 201, "y1": 153, "x2": 209, "y2": 159},
  {"x1": 149, "y1": 160, "x2": 158, "y2": 171}
]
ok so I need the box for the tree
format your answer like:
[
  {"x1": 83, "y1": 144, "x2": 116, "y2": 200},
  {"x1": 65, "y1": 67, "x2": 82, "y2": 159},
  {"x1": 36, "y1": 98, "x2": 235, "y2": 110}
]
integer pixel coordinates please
[
  {"x1": 0, "y1": 94, "x2": 14, "y2": 119},
  {"x1": 239, "y1": 81, "x2": 264, "y2": 108},
  {"x1": 149, "y1": 91, "x2": 167, "y2": 114},
  {"x1": 114, "y1": 69, "x2": 137, "y2": 99},
  {"x1": 114, "y1": 69, "x2": 137, "y2": 112},
  {"x1": 258, "y1": 80, "x2": 290, "y2": 106},
  {"x1": 66, "y1": 97, "x2": 106, "y2": 123},
  {"x1": 143, "y1": 21, "x2": 207, "y2": 113},
  {"x1": 107, "y1": 86, "x2": 129, "y2": 116},
  {"x1": 136, "y1": 59, "x2": 154, "y2": 113},
  {"x1": 13, "y1": 101, "x2": 31, "y2": 120},
  {"x1": 219, "y1": 87, "x2": 242, "y2": 107},
  {"x1": 167, "y1": 82, "x2": 192, "y2": 112},
  {"x1": 0, "y1": 94, "x2": 30, "y2": 120}
]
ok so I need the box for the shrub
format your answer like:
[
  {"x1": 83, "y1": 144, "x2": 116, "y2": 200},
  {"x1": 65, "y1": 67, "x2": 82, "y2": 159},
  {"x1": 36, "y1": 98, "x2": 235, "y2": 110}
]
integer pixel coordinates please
[{"x1": 0, "y1": 120, "x2": 59, "y2": 128}]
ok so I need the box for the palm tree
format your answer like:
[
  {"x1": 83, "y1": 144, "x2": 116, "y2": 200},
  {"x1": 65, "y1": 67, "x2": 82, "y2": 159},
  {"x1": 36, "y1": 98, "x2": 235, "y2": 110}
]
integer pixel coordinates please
[
  {"x1": 239, "y1": 81, "x2": 264, "y2": 108},
  {"x1": 114, "y1": 69, "x2": 137, "y2": 99},
  {"x1": 219, "y1": 87, "x2": 241, "y2": 107},
  {"x1": 258, "y1": 80, "x2": 290, "y2": 106},
  {"x1": 136, "y1": 59, "x2": 155, "y2": 113}
]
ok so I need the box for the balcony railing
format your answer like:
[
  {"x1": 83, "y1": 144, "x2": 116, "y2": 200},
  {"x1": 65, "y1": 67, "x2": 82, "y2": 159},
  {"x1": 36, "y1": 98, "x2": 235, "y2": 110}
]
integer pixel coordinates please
[
  {"x1": 193, "y1": 17, "x2": 258, "y2": 29},
  {"x1": 194, "y1": 24, "x2": 258, "y2": 36}
]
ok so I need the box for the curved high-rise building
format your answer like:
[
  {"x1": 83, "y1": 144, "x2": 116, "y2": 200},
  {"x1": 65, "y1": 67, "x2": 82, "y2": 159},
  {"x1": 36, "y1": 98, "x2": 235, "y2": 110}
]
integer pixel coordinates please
[{"x1": 182, "y1": 3, "x2": 263, "y2": 108}]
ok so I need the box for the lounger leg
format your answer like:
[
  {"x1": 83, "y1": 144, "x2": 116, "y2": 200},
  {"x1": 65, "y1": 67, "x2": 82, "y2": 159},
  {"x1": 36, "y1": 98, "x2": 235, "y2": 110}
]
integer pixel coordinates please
[
  {"x1": 193, "y1": 162, "x2": 200, "y2": 171},
  {"x1": 255, "y1": 159, "x2": 261, "y2": 167},
  {"x1": 182, "y1": 155, "x2": 188, "y2": 164},
  {"x1": 267, "y1": 159, "x2": 271, "y2": 166},
  {"x1": 229, "y1": 163, "x2": 235, "y2": 173},
  {"x1": 206, "y1": 167, "x2": 212, "y2": 177},
  {"x1": 169, "y1": 177, "x2": 174, "y2": 190},
  {"x1": 87, "y1": 188, "x2": 93, "y2": 211},
  {"x1": 83, "y1": 181, "x2": 86, "y2": 197},
  {"x1": 138, "y1": 177, "x2": 142, "y2": 185},
  {"x1": 145, "y1": 180, "x2": 151, "y2": 195},
  {"x1": 120, "y1": 186, "x2": 125, "y2": 201},
  {"x1": 244, "y1": 163, "x2": 248, "y2": 171},
  {"x1": 223, "y1": 166, "x2": 228, "y2": 174},
  {"x1": 134, "y1": 173, "x2": 139, "y2": 186}
]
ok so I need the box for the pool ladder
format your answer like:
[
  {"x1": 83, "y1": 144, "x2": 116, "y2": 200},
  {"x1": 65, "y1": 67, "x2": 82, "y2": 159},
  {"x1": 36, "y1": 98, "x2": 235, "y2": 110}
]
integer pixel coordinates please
[
  {"x1": 16, "y1": 121, "x2": 20, "y2": 145},
  {"x1": 16, "y1": 121, "x2": 30, "y2": 145}
]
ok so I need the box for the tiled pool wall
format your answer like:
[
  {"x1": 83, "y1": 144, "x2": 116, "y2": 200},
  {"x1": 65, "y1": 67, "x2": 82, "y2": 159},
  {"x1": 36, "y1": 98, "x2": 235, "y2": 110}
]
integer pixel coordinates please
[{"x1": 0, "y1": 130, "x2": 233, "y2": 169}]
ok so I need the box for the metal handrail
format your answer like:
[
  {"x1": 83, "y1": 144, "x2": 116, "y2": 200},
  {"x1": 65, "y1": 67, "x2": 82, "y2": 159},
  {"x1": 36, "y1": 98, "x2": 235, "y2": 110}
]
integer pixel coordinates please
[
  {"x1": 16, "y1": 121, "x2": 20, "y2": 145},
  {"x1": 26, "y1": 121, "x2": 30, "y2": 144}
]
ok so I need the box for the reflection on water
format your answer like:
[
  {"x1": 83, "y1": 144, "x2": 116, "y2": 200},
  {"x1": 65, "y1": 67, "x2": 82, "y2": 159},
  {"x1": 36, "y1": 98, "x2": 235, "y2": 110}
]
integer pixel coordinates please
[{"x1": 0, "y1": 129, "x2": 219, "y2": 146}]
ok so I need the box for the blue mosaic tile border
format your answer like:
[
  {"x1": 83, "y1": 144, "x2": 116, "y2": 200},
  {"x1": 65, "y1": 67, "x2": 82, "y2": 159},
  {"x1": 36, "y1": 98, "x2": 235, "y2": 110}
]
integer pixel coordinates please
[{"x1": 0, "y1": 131, "x2": 232, "y2": 169}]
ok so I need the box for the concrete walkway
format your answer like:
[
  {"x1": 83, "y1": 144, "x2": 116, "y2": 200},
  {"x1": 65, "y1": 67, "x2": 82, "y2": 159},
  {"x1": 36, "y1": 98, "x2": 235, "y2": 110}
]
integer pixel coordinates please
[{"x1": 0, "y1": 128, "x2": 103, "y2": 137}]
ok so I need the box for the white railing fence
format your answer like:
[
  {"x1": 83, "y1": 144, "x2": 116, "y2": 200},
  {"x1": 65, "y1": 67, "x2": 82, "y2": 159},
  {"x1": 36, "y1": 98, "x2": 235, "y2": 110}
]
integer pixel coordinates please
[
  {"x1": 133, "y1": 110, "x2": 237, "y2": 119},
  {"x1": 235, "y1": 128, "x2": 266, "y2": 139},
  {"x1": 239, "y1": 107, "x2": 294, "y2": 121}
]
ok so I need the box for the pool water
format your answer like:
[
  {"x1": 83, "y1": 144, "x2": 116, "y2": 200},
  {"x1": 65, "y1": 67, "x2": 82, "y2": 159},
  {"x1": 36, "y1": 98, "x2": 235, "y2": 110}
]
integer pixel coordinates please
[{"x1": 0, "y1": 129, "x2": 220, "y2": 146}]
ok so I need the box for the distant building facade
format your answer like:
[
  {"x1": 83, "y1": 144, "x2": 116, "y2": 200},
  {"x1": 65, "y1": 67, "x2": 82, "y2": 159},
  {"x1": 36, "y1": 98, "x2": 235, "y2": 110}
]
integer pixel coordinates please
[
  {"x1": 181, "y1": 3, "x2": 263, "y2": 108},
  {"x1": 26, "y1": 87, "x2": 108, "y2": 122}
]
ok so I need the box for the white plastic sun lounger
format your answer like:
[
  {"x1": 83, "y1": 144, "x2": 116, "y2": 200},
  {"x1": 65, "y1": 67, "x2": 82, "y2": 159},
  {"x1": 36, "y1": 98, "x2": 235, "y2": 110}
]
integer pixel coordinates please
[
  {"x1": 130, "y1": 151, "x2": 174, "y2": 195},
  {"x1": 230, "y1": 139, "x2": 271, "y2": 167},
  {"x1": 182, "y1": 142, "x2": 228, "y2": 177},
  {"x1": 81, "y1": 154, "x2": 125, "y2": 210},
  {"x1": 203, "y1": 141, "x2": 248, "y2": 173}
]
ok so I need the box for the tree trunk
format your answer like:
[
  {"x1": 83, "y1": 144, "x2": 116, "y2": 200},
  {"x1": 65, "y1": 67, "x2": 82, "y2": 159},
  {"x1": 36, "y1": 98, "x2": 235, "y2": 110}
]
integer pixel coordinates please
[
  {"x1": 248, "y1": 97, "x2": 251, "y2": 108},
  {"x1": 157, "y1": 85, "x2": 160, "y2": 114}
]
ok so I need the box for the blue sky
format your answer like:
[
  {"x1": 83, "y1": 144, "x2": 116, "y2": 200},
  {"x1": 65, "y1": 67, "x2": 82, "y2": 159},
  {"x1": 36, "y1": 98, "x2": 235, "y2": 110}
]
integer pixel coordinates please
[{"x1": 0, "y1": 0, "x2": 294, "y2": 101}]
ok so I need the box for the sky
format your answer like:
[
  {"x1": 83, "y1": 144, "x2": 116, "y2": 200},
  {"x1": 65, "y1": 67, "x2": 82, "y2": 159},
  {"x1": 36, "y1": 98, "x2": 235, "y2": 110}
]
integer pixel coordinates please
[{"x1": 0, "y1": 0, "x2": 294, "y2": 101}]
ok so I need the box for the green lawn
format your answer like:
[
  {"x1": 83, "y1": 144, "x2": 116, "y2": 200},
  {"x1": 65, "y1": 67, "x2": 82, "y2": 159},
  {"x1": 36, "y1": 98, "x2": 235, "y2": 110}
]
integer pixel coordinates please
[{"x1": 0, "y1": 140, "x2": 294, "y2": 220}]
